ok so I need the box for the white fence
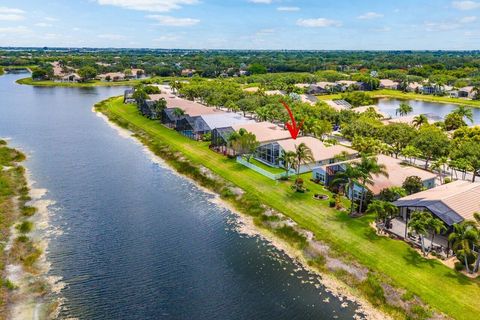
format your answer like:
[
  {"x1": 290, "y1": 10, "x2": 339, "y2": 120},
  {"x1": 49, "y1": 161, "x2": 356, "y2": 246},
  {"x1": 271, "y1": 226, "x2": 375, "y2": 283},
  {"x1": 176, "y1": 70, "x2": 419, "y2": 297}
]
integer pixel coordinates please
[{"x1": 236, "y1": 156, "x2": 294, "y2": 180}]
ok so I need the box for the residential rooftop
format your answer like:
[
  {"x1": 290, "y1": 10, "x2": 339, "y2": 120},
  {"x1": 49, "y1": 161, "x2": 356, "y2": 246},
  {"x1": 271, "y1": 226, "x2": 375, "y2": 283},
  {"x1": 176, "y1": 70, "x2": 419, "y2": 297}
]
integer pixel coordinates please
[
  {"x1": 200, "y1": 113, "x2": 255, "y2": 130},
  {"x1": 320, "y1": 154, "x2": 437, "y2": 195},
  {"x1": 149, "y1": 93, "x2": 224, "y2": 117},
  {"x1": 276, "y1": 136, "x2": 356, "y2": 163},
  {"x1": 394, "y1": 180, "x2": 480, "y2": 225},
  {"x1": 231, "y1": 121, "x2": 291, "y2": 143}
]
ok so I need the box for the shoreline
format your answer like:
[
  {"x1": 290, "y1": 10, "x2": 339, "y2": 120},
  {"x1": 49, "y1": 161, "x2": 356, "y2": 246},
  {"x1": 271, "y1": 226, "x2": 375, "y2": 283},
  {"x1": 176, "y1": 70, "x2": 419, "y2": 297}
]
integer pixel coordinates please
[
  {"x1": 92, "y1": 106, "x2": 391, "y2": 319},
  {"x1": 0, "y1": 140, "x2": 58, "y2": 320},
  {"x1": 15, "y1": 77, "x2": 140, "y2": 88}
]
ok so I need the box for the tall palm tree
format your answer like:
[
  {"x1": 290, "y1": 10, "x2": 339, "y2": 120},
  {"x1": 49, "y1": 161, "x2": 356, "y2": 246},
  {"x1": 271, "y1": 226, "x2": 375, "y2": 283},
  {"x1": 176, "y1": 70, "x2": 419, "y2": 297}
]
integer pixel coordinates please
[
  {"x1": 396, "y1": 103, "x2": 413, "y2": 116},
  {"x1": 331, "y1": 164, "x2": 362, "y2": 215},
  {"x1": 293, "y1": 143, "x2": 314, "y2": 178},
  {"x1": 278, "y1": 151, "x2": 296, "y2": 179},
  {"x1": 366, "y1": 200, "x2": 399, "y2": 233},
  {"x1": 448, "y1": 221, "x2": 479, "y2": 273},
  {"x1": 408, "y1": 210, "x2": 431, "y2": 256},
  {"x1": 427, "y1": 217, "x2": 446, "y2": 254},
  {"x1": 356, "y1": 156, "x2": 389, "y2": 213},
  {"x1": 412, "y1": 114, "x2": 428, "y2": 128},
  {"x1": 472, "y1": 213, "x2": 480, "y2": 273},
  {"x1": 453, "y1": 105, "x2": 474, "y2": 124}
]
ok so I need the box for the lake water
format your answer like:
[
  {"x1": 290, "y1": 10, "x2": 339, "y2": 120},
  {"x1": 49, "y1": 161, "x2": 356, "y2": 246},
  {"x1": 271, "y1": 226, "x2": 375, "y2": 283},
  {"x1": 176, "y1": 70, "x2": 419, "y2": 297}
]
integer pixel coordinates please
[
  {"x1": 0, "y1": 73, "x2": 361, "y2": 319},
  {"x1": 376, "y1": 98, "x2": 480, "y2": 124}
]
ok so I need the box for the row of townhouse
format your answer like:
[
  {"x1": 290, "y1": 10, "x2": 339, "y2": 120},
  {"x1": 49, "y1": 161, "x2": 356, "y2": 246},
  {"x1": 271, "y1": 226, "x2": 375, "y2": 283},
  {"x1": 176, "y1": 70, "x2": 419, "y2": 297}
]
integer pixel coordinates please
[{"x1": 130, "y1": 88, "x2": 480, "y2": 249}]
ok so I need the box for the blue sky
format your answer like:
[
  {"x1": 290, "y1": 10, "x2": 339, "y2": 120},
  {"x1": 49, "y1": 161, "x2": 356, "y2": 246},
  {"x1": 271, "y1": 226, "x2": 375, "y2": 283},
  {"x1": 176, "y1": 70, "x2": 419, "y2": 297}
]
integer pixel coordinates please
[{"x1": 1, "y1": 0, "x2": 480, "y2": 49}]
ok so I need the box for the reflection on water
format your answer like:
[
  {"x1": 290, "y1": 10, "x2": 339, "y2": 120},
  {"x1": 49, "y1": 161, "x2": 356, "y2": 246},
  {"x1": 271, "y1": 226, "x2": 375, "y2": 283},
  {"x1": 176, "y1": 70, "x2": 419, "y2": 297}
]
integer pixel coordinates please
[
  {"x1": 0, "y1": 73, "x2": 361, "y2": 319},
  {"x1": 376, "y1": 98, "x2": 480, "y2": 124}
]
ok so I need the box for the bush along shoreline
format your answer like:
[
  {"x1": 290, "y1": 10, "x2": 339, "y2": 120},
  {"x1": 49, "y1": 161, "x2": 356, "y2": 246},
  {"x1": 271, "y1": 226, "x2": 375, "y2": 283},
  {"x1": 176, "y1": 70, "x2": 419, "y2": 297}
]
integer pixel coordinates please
[
  {"x1": 95, "y1": 97, "x2": 446, "y2": 320},
  {"x1": 0, "y1": 140, "x2": 55, "y2": 320}
]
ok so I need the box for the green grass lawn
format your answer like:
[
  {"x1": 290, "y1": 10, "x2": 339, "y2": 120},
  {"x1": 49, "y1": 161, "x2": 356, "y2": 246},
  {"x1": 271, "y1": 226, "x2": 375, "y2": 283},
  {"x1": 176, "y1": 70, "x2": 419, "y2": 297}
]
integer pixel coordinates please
[
  {"x1": 247, "y1": 158, "x2": 286, "y2": 174},
  {"x1": 316, "y1": 89, "x2": 480, "y2": 108},
  {"x1": 102, "y1": 97, "x2": 480, "y2": 320},
  {"x1": 16, "y1": 77, "x2": 140, "y2": 87}
]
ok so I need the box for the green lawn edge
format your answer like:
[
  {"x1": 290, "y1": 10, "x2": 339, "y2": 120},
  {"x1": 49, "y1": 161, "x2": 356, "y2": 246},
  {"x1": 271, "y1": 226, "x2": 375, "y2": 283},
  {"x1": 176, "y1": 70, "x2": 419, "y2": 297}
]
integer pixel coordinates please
[{"x1": 98, "y1": 97, "x2": 480, "y2": 320}]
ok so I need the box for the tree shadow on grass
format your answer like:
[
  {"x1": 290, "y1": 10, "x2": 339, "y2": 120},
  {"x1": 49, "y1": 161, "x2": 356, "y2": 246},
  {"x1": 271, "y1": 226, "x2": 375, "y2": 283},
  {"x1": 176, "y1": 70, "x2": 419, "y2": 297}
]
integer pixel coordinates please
[
  {"x1": 443, "y1": 270, "x2": 479, "y2": 286},
  {"x1": 403, "y1": 247, "x2": 437, "y2": 268}
]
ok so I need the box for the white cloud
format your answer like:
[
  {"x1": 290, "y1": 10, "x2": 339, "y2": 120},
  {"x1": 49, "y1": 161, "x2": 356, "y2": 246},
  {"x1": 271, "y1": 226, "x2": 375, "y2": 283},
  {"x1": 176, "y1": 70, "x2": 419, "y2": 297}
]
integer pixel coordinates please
[
  {"x1": 459, "y1": 15, "x2": 477, "y2": 22},
  {"x1": 95, "y1": 0, "x2": 198, "y2": 12},
  {"x1": 148, "y1": 15, "x2": 200, "y2": 26},
  {"x1": 0, "y1": 7, "x2": 25, "y2": 21},
  {"x1": 0, "y1": 7, "x2": 25, "y2": 14},
  {"x1": 0, "y1": 26, "x2": 30, "y2": 35},
  {"x1": 35, "y1": 22, "x2": 52, "y2": 27},
  {"x1": 44, "y1": 17, "x2": 57, "y2": 22},
  {"x1": 255, "y1": 28, "x2": 275, "y2": 36},
  {"x1": 153, "y1": 34, "x2": 180, "y2": 42},
  {"x1": 277, "y1": 6, "x2": 300, "y2": 12},
  {"x1": 296, "y1": 18, "x2": 341, "y2": 28},
  {"x1": 452, "y1": 1, "x2": 480, "y2": 10},
  {"x1": 425, "y1": 21, "x2": 460, "y2": 31},
  {"x1": 357, "y1": 12, "x2": 384, "y2": 20},
  {"x1": 248, "y1": 0, "x2": 272, "y2": 3},
  {"x1": 98, "y1": 33, "x2": 126, "y2": 40}
]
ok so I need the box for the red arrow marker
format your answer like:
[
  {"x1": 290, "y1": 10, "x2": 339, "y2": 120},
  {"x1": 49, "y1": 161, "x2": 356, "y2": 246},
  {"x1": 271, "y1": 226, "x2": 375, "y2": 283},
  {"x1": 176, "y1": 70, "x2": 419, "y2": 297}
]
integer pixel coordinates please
[{"x1": 280, "y1": 100, "x2": 304, "y2": 140}]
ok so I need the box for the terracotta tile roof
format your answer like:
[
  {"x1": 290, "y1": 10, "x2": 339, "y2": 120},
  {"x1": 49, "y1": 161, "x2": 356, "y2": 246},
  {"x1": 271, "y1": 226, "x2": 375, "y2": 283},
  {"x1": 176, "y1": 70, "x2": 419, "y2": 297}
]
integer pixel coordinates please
[
  {"x1": 231, "y1": 122, "x2": 291, "y2": 143},
  {"x1": 276, "y1": 136, "x2": 356, "y2": 162},
  {"x1": 149, "y1": 94, "x2": 224, "y2": 117}
]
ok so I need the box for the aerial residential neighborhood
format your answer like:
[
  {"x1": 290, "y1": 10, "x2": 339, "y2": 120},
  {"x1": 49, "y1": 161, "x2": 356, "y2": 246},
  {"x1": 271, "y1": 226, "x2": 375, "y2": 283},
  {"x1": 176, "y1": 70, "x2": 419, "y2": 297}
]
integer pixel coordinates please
[{"x1": 2, "y1": 1, "x2": 480, "y2": 320}]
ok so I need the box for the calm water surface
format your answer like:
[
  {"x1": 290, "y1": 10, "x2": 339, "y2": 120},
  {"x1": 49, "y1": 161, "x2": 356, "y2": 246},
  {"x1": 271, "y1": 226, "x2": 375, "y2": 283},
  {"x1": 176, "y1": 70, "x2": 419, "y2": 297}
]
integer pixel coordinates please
[
  {"x1": 0, "y1": 73, "x2": 361, "y2": 319},
  {"x1": 377, "y1": 98, "x2": 480, "y2": 124}
]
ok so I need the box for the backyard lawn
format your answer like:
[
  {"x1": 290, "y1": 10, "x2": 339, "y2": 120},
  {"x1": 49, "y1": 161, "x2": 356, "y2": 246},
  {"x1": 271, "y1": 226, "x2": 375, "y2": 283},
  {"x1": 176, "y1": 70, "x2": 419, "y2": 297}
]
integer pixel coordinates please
[{"x1": 103, "y1": 97, "x2": 480, "y2": 320}]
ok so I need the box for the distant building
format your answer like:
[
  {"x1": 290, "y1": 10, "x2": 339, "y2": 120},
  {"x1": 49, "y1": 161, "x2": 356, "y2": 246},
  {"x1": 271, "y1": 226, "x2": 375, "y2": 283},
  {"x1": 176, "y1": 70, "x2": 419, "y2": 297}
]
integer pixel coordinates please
[{"x1": 379, "y1": 79, "x2": 399, "y2": 90}]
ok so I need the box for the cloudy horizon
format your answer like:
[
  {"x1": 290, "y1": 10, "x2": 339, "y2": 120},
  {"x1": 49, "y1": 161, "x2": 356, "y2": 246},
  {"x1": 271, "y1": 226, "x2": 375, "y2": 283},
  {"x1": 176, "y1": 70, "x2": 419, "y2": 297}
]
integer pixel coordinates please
[{"x1": 1, "y1": 1, "x2": 480, "y2": 50}]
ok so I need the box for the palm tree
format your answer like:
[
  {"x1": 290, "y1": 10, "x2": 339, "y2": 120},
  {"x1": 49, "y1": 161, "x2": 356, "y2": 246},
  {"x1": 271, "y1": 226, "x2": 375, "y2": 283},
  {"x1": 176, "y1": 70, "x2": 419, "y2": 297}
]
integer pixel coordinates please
[
  {"x1": 408, "y1": 210, "x2": 431, "y2": 256},
  {"x1": 331, "y1": 164, "x2": 362, "y2": 215},
  {"x1": 172, "y1": 107, "x2": 185, "y2": 118},
  {"x1": 278, "y1": 151, "x2": 296, "y2": 179},
  {"x1": 449, "y1": 221, "x2": 479, "y2": 273},
  {"x1": 356, "y1": 156, "x2": 389, "y2": 213},
  {"x1": 366, "y1": 200, "x2": 399, "y2": 233},
  {"x1": 412, "y1": 114, "x2": 428, "y2": 128},
  {"x1": 396, "y1": 103, "x2": 413, "y2": 116},
  {"x1": 472, "y1": 213, "x2": 480, "y2": 273},
  {"x1": 293, "y1": 143, "x2": 314, "y2": 178},
  {"x1": 453, "y1": 105, "x2": 474, "y2": 124},
  {"x1": 427, "y1": 217, "x2": 446, "y2": 254}
]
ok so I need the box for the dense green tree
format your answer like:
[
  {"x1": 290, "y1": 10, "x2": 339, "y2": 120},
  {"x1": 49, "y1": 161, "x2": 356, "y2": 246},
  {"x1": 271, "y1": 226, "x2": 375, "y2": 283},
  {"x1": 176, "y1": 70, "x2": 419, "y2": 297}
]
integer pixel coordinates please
[
  {"x1": 380, "y1": 123, "x2": 416, "y2": 158},
  {"x1": 402, "y1": 176, "x2": 424, "y2": 195},
  {"x1": 412, "y1": 125, "x2": 450, "y2": 168},
  {"x1": 78, "y1": 66, "x2": 97, "y2": 81}
]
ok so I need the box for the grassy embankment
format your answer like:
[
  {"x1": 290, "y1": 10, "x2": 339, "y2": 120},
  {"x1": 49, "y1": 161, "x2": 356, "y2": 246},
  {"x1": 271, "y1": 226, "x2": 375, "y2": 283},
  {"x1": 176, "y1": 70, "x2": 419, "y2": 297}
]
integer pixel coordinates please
[
  {"x1": 317, "y1": 89, "x2": 480, "y2": 108},
  {"x1": 0, "y1": 67, "x2": 4, "y2": 76},
  {"x1": 16, "y1": 77, "x2": 141, "y2": 87},
  {"x1": 0, "y1": 140, "x2": 44, "y2": 319},
  {"x1": 97, "y1": 97, "x2": 480, "y2": 320}
]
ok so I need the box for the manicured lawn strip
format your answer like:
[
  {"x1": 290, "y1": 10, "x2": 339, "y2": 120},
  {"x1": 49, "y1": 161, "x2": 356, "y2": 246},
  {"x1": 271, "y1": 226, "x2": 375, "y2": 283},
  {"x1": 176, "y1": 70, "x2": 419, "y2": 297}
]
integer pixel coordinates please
[
  {"x1": 104, "y1": 97, "x2": 480, "y2": 320},
  {"x1": 316, "y1": 89, "x2": 480, "y2": 108},
  {"x1": 247, "y1": 158, "x2": 286, "y2": 174},
  {"x1": 16, "y1": 77, "x2": 140, "y2": 87}
]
